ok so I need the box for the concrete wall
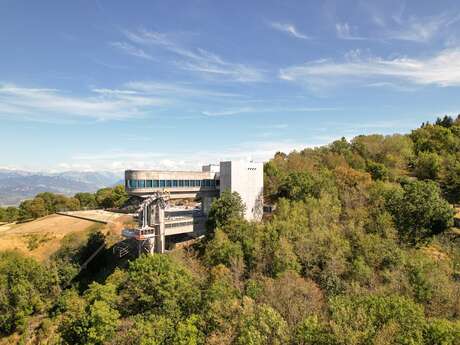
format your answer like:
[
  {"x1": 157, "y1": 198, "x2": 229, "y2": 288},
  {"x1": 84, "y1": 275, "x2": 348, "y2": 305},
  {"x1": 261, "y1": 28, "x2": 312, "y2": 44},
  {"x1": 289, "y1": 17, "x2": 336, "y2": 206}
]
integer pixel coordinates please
[
  {"x1": 219, "y1": 161, "x2": 264, "y2": 221},
  {"x1": 201, "y1": 196, "x2": 215, "y2": 215},
  {"x1": 125, "y1": 169, "x2": 216, "y2": 181},
  {"x1": 202, "y1": 164, "x2": 220, "y2": 173}
]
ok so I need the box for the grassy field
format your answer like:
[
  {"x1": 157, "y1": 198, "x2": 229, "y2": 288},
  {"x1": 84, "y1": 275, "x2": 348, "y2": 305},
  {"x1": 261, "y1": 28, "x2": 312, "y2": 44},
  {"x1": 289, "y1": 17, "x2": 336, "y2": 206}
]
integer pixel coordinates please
[{"x1": 0, "y1": 212, "x2": 128, "y2": 262}]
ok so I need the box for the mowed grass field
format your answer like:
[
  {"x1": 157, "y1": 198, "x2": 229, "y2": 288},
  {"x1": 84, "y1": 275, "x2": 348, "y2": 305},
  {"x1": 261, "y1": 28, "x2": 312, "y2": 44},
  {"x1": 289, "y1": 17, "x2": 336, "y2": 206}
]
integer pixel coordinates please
[{"x1": 0, "y1": 211, "x2": 128, "y2": 262}]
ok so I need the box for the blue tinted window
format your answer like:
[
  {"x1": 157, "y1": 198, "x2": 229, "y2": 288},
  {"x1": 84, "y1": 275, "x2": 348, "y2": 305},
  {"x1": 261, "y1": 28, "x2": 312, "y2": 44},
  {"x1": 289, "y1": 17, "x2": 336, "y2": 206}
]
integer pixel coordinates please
[
  {"x1": 173, "y1": 180, "x2": 178, "y2": 187},
  {"x1": 160, "y1": 180, "x2": 165, "y2": 187},
  {"x1": 179, "y1": 180, "x2": 184, "y2": 187},
  {"x1": 184, "y1": 180, "x2": 190, "y2": 187},
  {"x1": 196, "y1": 180, "x2": 201, "y2": 187},
  {"x1": 210, "y1": 180, "x2": 215, "y2": 187},
  {"x1": 153, "y1": 180, "x2": 159, "y2": 188},
  {"x1": 128, "y1": 180, "x2": 137, "y2": 188},
  {"x1": 190, "y1": 180, "x2": 195, "y2": 187},
  {"x1": 166, "y1": 180, "x2": 172, "y2": 187},
  {"x1": 138, "y1": 180, "x2": 146, "y2": 188},
  {"x1": 146, "y1": 180, "x2": 153, "y2": 188}
]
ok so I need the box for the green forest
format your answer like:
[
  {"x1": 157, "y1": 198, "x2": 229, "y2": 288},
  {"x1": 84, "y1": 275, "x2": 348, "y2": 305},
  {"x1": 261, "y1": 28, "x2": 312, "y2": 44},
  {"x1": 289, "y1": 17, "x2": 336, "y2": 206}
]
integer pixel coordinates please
[{"x1": 1, "y1": 116, "x2": 460, "y2": 344}]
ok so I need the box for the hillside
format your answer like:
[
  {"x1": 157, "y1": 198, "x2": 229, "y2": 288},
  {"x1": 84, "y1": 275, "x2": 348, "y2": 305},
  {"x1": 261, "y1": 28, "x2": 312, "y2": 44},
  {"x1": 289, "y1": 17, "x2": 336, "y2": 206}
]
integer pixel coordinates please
[
  {"x1": 0, "y1": 211, "x2": 126, "y2": 262},
  {"x1": 0, "y1": 170, "x2": 121, "y2": 206},
  {"x1": 1, "y1": 117, "x2": 460, "y2": 344}
]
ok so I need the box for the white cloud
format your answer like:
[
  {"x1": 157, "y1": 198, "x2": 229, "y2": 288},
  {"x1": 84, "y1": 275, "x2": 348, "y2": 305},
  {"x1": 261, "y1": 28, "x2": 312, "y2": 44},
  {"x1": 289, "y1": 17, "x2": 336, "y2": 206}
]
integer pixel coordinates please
[
  {"x1": 279, "y1": 48, "x2": 460, "y2": 88},
  {"x1": 91, "y1": 88, "x2": 139, "y2": 95},
  {"x1": 335, "y1": 23, "x2": 350, "y2": 38},
  {"x1": 202, "y1": 107, "x2": 254, "y2": 117},
  {"x1": 0, "y1": 78, "x2": 254, "y2": 123},
  {"x1": 0, "y1": 78, "x2": 340, "y2": 123},
  {"x1": 177, "y1": 53, "x2": 265, "y2": 82},
  {"x1": 65, "y1": 139, "x2": 326, "y2": 172},
  {"x1": 390, "y1": 20, "x2": 437, "y2": 43},
  {"x1": 366, "y1": 7, "x2": 460, "y2": 43},
  {"x1": 122, "y1": 29, "x2": 266, "y2": 82},
  {"x1": 109, "y1": 41, "x2": 154, "y2": 60},
  {"x1": 202, "y1": 106, "x2": 339, "y2": 117},
  {"x1": 371, "y1": 14, "x2": 386, "y2": 28},
  {"x1": 124, "y1": 81, "x2": 241, "y2": 98},
  {"x1": 270, "y1": 22, "x2": 309, "y2": 39},
  {"x1": 335, "y1": 22, "x2": 367, "y2": 40},
  {"x1": 124, "y1": 29, "x2": 172, "y2": 48},
  {"x1": 345, "y1": 5, "x2": 460, "y2": 44},
  {"x1": 73, "y1": 152, "x2": 167, "y2": 161},
  {"x1": 365, "y1": 81, "x2": 418, "y2": 92},
  {"x1": 0, "y1": 83, "x2": 166, "y2": 121},
  {"x1": 386, "y1": 13, "x2": 460, "y2": 43}
]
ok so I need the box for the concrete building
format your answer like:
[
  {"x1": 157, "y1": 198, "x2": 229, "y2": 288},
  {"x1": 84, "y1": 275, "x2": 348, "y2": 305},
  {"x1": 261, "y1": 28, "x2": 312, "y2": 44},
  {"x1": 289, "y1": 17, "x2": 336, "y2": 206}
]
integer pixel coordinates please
[
  {"x1": 120, "y1": 161, "x2": 263, "y2": 255},
  {"x1": 219, "y1": 161, "x2": 264, "y2": 221}
]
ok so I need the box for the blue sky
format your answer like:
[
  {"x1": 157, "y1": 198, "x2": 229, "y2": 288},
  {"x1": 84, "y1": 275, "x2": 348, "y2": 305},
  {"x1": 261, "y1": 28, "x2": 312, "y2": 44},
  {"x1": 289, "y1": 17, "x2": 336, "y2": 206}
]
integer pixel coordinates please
[{"x1": 1, "y1": 0, "x2": 460, "y2": 171}]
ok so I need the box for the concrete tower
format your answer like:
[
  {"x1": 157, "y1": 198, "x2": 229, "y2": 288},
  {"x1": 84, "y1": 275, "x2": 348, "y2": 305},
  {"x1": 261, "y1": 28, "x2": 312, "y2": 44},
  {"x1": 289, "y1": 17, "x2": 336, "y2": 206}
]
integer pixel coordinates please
[{"x1": 219, "y1": 161, "x2": 264, "y2": 221}]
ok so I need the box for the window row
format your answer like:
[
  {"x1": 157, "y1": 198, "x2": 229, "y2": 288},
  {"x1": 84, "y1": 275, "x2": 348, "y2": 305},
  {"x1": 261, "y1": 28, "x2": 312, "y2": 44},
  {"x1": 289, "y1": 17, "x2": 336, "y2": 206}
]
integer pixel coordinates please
[
  {"x1": 165, "y1": 221, "x2": 195, "y2": 228},
  {"x1": 126, "y1": 179, "x2": 219, "y2": 189}
]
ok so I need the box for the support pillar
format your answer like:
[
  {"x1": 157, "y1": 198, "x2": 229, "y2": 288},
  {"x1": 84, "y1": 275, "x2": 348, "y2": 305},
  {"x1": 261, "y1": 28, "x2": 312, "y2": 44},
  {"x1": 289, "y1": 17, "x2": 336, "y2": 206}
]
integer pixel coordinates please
[
  {"x1": 202, "y1": 196, "x2": 214, "y2": 215},
  {"x1": 154, "y1": 205, "x2": 165, "y2": 253},
  {"x1": 138, "y1": 240, "x2": 142, "y2": 257}
]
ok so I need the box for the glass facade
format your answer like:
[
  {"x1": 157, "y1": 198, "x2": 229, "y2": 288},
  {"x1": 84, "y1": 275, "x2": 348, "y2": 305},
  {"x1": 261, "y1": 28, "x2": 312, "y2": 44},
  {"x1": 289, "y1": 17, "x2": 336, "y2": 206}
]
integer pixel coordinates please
[{"x1": 127, "y1": 179, "x2": 218, "y2": 189}]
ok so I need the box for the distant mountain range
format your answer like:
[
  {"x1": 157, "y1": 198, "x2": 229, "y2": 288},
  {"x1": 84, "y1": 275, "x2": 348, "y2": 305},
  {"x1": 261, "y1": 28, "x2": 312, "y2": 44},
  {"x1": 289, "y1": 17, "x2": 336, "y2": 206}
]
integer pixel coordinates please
[{"x1": 0, "y1": 169, "x2": 123, "y2": 206}]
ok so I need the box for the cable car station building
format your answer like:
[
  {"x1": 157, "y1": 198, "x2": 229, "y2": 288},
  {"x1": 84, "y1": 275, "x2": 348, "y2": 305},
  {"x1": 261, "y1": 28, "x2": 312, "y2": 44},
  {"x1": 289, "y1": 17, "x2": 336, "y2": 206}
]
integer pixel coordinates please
[{"x1": 121, "y1": 161, "x2": 263, "y2": 254}]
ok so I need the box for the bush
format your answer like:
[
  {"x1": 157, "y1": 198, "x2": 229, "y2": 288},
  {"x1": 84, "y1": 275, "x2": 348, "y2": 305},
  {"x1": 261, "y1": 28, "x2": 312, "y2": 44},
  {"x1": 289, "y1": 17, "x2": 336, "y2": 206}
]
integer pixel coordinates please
[
  {"x1": 59, "y1": 282, "x2": 121, "y2": 345},
  {"x1": 366, "y1": 161, "x2": 390, "y2": 181},
  {"x1": 204, "y1": 229, "x2": 244, "y2": 268},
  {"x1": 0, "y1": 251, "x2": 58, "y2": 335},
  {"x1": 119, "y1": 254, "x2": 201, "y2": 319},
  {"x1": 206, "y1": 190, "x2": 245, "y2": 230},
  {"x1": 413, "y1": 151, "x2": 442, "y2": 180},
  {"x1": 386, "y1": 180, "x2": 454, "y2": 244},
  {"x1": 424, "y1": 319, "x2": 460, "y2": 345},
  {"x1": 328, "y1": 294, "x2": 426, "y2": 345},
  {"x1": 235, "y1": 299, "x2": 289, "y2": 345},
  {"x1": 277, "y1": 171, "x2": 317, "y2": 200},
  {"x1": 294, "y1": 315, "x2": 332, "y2": 345}
]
